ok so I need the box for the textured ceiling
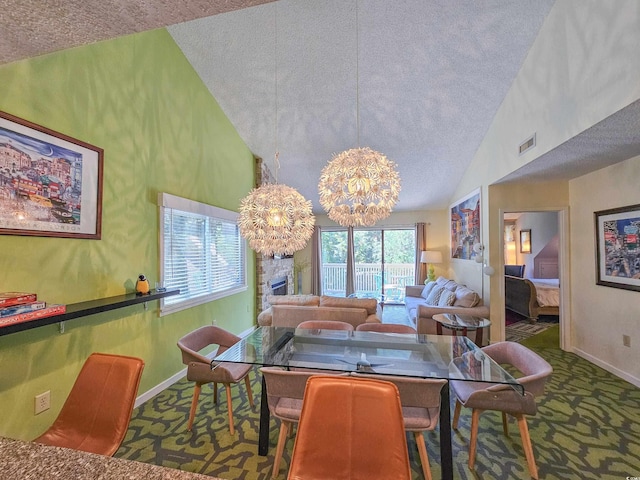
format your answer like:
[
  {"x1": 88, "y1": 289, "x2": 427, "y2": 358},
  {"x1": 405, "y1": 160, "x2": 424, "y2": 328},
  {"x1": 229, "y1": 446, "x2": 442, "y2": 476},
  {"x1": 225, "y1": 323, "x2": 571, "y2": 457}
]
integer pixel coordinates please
[{"x1": 4, "y1": 0, "x2": 639, "y2": 214}]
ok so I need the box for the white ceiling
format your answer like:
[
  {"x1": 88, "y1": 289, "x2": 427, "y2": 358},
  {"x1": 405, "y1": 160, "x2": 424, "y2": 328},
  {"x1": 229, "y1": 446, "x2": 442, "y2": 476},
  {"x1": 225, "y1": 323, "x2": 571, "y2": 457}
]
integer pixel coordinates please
[{"x1": 4, "y1": 0, "x2": 640, "y2": 214}]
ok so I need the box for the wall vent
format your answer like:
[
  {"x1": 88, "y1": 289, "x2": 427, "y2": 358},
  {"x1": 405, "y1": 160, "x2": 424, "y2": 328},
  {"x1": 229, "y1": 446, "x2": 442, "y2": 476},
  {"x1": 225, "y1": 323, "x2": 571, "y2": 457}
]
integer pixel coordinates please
[{"x1": 519, "y1": 133, "x2": 536, "y2": 155}]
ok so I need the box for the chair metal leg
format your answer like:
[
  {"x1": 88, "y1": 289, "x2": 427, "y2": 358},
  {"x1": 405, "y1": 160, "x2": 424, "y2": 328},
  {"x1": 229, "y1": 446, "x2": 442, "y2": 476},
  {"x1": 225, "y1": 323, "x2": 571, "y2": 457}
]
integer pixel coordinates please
[
  {"x1": 245, "y1": 375, "x2": 254, "y2": 407},
  {"x1": 272, "y1": 421, "x2": 291, "y2": 478},
  {"x1": 213, "y1": 382, "x2": 218, "y2": 404},
  {"x1": 452, "y1": 400, "x2": 462, "y2": 429},
  {"x1": 468, "y1": 409, "x2": 482, "y2": 469},
  {"x1": 414, "y1": 432, "x2": 432, "y2": 480},
  {"x1": 516, "y1": 414, "x2": 538, "y2": 479},
  {"x1": 502, "y1": 412, "x2": 509, "y2": 436},
  {"x1": 188, "y1": 384, "x2": 202, "y2": 431},
  {"x1": 225, "y1": 384, "x2": 235, "y2": 435}
]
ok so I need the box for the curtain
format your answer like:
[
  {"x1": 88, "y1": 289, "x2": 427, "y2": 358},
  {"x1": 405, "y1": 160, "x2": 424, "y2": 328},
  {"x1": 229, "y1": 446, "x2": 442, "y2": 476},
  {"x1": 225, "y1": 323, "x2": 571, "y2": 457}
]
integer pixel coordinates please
[
  {"x1": 345, "y1": 227, "x2": 355, "y2": 296},
  {"x1": 311, "y1": 226, "x2": 322, "y2": 295},
  {"x1": 415, "y1": 222, "x2": 427, "y2": 284}
]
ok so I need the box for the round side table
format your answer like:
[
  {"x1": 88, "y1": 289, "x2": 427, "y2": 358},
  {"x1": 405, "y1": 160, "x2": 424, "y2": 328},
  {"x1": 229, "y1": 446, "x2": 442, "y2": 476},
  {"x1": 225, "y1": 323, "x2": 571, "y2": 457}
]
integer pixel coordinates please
[{"x1": 432, "y1": 313, "x2": 491, "y2": 346}]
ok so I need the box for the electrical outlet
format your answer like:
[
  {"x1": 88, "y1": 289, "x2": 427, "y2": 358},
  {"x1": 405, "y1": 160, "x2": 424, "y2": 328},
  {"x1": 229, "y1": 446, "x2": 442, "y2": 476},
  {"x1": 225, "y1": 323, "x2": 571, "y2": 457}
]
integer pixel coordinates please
[
  {"x1": 35, "y1": 390, "x2": 50, "y2": 415},
  {"x1": 623, "y1": 335, "x2": 631, "y2": 347},
  {"x1": 212, "y1": 318, "x2": 217, "y2": 326}
]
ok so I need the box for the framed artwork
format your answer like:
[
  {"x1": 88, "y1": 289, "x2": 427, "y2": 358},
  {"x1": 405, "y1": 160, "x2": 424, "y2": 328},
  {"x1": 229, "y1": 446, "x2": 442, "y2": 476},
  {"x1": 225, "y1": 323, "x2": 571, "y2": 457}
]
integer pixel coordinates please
[
  {"x1": 0, "y1": 111, "x2": 103, "y2": 239},
  {"x1": 450, "y1": 188, "x2": 481, "y2": 260},
  {"x1": 520, "y1": 229, "x2": 531, "y2": 253},
  {"x1": 594, "y1": 203, "x2": 640, "y2": 292}
]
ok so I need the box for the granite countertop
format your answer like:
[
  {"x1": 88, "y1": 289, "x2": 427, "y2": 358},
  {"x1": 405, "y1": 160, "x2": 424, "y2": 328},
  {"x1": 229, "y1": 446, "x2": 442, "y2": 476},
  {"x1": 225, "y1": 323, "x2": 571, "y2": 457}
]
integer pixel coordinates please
[{"x1": 0, "y1": 437, "x2": 220, "y2": 479}]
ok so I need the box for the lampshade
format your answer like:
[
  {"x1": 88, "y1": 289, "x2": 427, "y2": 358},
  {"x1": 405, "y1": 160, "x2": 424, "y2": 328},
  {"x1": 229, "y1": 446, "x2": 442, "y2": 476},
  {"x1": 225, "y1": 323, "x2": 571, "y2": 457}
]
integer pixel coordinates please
[
  {"x1": 420, "y1": 251, "x2": 443, "y2": 264},
  {"x1": 238, "y1": 183, "x2": 315, "y2": 257},
  {"x1": 318, "y1": 147, "x2": 401, "y2": 227}
]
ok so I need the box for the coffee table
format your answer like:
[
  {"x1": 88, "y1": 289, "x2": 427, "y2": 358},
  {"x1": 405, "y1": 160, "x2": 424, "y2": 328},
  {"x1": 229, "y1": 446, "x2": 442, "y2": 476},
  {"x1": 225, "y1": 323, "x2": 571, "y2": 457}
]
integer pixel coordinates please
[{"x1": 432, "y1": 313, "x2": 491, "y2": 346}]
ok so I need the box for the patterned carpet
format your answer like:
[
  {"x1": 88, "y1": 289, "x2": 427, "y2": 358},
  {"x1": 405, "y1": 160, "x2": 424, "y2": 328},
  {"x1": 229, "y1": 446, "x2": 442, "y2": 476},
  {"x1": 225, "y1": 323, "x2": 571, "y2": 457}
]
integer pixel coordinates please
[{"x1": 116, "y1": 321, "x2": 640, "y2": 479}]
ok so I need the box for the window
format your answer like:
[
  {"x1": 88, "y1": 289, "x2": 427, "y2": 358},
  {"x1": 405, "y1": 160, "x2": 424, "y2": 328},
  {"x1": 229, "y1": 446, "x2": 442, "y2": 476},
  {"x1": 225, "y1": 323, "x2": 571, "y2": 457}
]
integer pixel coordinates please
[{"x1": 159, "y1": 193, "x2": 246, "y2": 315}]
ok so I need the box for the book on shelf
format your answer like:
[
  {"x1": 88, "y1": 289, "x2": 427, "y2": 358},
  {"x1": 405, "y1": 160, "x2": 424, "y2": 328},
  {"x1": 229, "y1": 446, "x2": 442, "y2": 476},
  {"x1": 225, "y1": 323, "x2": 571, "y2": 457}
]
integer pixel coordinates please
[
  {"x1": 0, "y1": 301, "x2": 46, "y2": 317},
  {"x1": 0, "y1": 292, "x2": 38, "y2": 308},
  {"x1": 0, "y1": 304, "x2": 66, "y2": 328}
]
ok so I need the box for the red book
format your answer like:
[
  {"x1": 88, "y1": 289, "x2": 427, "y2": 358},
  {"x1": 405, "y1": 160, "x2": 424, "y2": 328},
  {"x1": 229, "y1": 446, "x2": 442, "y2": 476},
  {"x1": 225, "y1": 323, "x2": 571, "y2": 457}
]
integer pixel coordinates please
[
  {"x1": 0, "y1": 304, "x2": 66, "y2": 328},
  {"x1": 0, "y1": 292, "x2": 38, "y2": 308}
]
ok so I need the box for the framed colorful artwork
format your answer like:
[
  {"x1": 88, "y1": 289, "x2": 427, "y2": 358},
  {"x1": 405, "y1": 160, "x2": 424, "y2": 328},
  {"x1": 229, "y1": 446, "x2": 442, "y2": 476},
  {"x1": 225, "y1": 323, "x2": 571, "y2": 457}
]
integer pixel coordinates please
[
  {"x1": 0, "y1": 110, "x2": 103, "y2": 239},
  {"x1": 449, "y1": 188, "x2": 481, "y2": 260},
  {"x1": 595, "y1": 203, "x2": 640, "y2": 292}
]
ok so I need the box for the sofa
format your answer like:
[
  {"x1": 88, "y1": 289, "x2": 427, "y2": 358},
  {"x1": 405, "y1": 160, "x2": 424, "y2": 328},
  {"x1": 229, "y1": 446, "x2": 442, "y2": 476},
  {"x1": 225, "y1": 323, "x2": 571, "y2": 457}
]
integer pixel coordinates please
[
  {"x1": 404, "y1": 276, "x2": 489, "y2": 335},
  {"x1": 257, "y1": 294, "x2": 382, "y2": 329}
]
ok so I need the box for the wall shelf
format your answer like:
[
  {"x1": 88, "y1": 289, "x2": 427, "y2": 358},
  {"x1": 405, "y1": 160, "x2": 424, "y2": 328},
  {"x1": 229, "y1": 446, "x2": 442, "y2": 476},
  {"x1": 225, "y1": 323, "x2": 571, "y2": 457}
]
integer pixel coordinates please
[{"x1": 0, "y1": 288, "x2": 179, "y2": 337}]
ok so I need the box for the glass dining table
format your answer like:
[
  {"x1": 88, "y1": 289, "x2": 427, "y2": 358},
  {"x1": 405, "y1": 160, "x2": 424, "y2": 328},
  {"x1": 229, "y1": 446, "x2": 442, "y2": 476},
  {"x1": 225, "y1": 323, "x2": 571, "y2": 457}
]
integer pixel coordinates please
[{"x1": 213, "y1": 326, "x2": 523, "y2": 480}]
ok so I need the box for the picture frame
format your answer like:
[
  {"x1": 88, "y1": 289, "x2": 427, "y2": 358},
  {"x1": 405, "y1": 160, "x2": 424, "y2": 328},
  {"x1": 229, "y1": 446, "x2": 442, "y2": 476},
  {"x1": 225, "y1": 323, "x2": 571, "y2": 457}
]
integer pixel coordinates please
[
  {"x1": 449, "y1": 188, "x2": 481, "y2": 260},
  {"x1": 594, "y1": 203, "x2": 640, "y2": 292},
  {"x1": 0, "y1": 110, "x2": 103, "y2": 239},
  {"x1": 520, "y1": 229, "x2": 531, "y2": 253}
]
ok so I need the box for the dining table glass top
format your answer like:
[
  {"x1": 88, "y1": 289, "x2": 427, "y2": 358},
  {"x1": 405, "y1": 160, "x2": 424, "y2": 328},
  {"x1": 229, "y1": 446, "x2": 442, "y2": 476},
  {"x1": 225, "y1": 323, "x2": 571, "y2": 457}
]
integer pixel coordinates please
[{"x1": 214, "y1": 326, "x2": 523, "y2": 393}]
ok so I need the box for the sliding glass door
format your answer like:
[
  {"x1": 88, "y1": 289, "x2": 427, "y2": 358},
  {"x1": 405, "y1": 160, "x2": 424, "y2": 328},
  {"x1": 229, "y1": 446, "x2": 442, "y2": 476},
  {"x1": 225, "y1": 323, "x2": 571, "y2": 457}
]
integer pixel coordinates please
[{"x1": 320, "y1": 227, "x2": 416, "y2": 300}]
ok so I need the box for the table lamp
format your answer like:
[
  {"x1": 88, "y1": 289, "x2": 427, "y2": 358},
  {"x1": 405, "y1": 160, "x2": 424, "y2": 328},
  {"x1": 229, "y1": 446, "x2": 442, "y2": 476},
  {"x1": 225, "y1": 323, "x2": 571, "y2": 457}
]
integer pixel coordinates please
[{"x1": 421, "y1": 250, "x2": 443, "y2": 283}]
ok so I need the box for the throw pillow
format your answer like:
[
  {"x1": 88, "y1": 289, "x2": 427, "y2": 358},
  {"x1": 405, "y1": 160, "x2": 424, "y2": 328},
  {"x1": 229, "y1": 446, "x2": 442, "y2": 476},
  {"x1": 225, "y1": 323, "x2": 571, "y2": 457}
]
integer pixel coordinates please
[
  {"x1": 453, "y1": 286, "x2": 480, "y2": 307},
  {"x1": 438, "y1": 290, "x2": 456, "y2": 307},
  {"x1": 421, "y1": 281, "x2": 436, "y2": 299},
  {"x1": 425, "y1": 285, "x2": 445, "y2": 305}
]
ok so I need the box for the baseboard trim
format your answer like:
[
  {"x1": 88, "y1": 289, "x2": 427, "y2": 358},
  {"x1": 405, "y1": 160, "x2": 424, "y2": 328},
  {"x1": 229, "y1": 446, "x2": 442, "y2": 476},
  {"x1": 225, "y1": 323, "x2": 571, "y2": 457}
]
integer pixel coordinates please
[
  {"x1": 135, "y1": 325, "x2": 257, "y2": 408},
  {"x1": 573, "y1": 347, "x2": 640, "y2": 388}
]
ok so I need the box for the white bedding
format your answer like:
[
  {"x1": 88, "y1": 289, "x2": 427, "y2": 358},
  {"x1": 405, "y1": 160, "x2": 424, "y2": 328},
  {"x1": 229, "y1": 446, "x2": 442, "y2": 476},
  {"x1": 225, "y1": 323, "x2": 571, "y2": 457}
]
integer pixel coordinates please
[{"x1": 530, "y1": 278, "x2": 559, "y2": 307}]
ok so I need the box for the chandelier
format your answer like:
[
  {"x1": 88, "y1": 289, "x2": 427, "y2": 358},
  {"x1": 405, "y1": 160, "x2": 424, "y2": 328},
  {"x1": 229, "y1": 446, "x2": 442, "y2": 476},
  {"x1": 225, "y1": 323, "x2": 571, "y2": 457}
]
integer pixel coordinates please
[
  {"x1": 238, "y1": 180, "x2": 315, "y2": 257},
  {"x1": 238, "y1": 5, "x2": 314, "y2": 257},
  {"x1": 317, "y1": 2, "x2": 400, "y2": 227},
  {"x1": 319, "y1": 147, "x2": 400, "y2": 226}
]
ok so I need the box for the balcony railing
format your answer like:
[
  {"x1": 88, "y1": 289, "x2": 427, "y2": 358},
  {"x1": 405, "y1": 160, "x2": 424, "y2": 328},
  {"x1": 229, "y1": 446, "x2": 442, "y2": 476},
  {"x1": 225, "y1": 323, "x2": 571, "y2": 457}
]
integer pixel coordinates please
[{"x1": 322, "y1": 263, "x2": 415, "y2": 301}]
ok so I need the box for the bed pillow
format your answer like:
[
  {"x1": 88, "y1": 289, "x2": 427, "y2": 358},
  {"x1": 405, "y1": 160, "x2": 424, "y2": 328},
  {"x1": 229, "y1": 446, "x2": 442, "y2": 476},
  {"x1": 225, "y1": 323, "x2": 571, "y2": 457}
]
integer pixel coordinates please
[
  {"x1": 425, "y1": 285, "x2": 446, "y2": 306},
  {"x1": 438, "y1": 289, "x2": 456, "y2": 307}
]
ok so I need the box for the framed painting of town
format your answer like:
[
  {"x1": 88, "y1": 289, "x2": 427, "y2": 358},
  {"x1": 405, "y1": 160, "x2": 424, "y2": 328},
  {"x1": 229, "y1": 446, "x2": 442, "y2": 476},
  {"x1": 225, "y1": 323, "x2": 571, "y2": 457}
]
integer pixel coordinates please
[
  {"x1": 595, "y1": 203, "x2": 640, "y2": 292},
  {"x1": 450, "y1": 188, "x2": 481, "y2": 261},
  {"x1": 0, "y1": 111, "x2": 103, "y2": 239}
]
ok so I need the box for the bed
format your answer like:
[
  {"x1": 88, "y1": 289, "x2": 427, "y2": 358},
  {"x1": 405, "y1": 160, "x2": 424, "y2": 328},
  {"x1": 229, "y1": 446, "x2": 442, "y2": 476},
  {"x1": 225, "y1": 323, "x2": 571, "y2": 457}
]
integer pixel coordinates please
[{"x1": 505, "y1": 275, "x2": 559, "y2": 322}]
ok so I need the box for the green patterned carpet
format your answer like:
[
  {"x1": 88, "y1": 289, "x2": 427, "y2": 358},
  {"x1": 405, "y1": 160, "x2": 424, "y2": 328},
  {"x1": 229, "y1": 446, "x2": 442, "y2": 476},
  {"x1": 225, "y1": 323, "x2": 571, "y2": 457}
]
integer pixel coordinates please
[{"x1": 116, "y1": 326, "x2": 640, "y2": 479}]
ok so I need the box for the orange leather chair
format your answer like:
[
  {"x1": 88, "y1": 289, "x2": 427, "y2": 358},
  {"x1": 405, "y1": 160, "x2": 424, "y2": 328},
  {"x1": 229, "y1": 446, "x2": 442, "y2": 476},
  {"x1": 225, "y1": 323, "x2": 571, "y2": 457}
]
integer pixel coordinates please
[
  {"x1": 34, "y1": 352, "x2": 144, "y2": 456},
  {"x1": 178, "y1": 325, "x2": 254, "y2": 435},
  {"x1": 287, "y1": 376, "x2": 411, "y2": 480},
  {"x1": 355, "y1": 323, "x2": 417, "y2": 333}
]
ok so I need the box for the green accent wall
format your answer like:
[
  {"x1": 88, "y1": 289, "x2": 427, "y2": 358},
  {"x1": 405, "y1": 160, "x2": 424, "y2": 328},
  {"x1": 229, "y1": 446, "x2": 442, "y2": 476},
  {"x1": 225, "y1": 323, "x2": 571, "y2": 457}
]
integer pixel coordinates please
[{"x1": 0, "y1": 29, "x2": 256, "y2": 440}]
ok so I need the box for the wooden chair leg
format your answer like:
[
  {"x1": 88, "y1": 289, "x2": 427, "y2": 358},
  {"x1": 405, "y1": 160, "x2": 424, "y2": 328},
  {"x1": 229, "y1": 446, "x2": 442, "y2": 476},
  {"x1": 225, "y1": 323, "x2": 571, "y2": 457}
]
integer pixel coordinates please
[
  {"x1": 452, "y1": 400, "x2": 462, "y2": 429},
  {"x1": 516, "y1": 414, "x2": 538, "y2": 479},
  {"x1": 244, "y1": 375, "x2": 254, "y2": 407},
  {"x1": 272, "y1": 421, "x2": 291, "y2": 479},
  {"x1": 188, "y1": 384, "x2": 201, "y2": 431},
  {"x1": 225, "y1": 384, "x2": 235, "y2": 435},
  {"x1": 468, "y1": 409, "x2": 482, "y2": 469},
  {"x1": 502, "y1": 412, "x2": 509, "y2": 436},
  {"x1": 213, "y1": 382, "x2": 218, "y2": 404},
  {"x1": 413, "y1": 432, "x2": 432, "y2": 480}
]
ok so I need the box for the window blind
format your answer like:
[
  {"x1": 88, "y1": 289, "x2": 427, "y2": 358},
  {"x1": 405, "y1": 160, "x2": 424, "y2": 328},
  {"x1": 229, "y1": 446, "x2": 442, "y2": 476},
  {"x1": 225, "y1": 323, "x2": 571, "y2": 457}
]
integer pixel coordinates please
[{"x1": 159, "y1": 193, "x2": 246, "y2": 315}]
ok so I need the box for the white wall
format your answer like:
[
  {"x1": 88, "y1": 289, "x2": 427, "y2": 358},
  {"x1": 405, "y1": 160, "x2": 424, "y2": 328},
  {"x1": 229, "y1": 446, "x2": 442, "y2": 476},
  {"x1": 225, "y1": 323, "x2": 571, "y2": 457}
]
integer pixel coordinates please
[
  {"x1": 515, "y1": 212, "x2": 559, "y2": 277},
  {"x1": 569, "y1": 155, "x2": 640, "y2": 386}
]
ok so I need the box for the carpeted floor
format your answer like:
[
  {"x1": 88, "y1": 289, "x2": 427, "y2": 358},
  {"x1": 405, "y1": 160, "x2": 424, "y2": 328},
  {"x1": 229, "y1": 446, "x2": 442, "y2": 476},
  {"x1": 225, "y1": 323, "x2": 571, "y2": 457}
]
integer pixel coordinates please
[{"x1": 116, "y1": 320, "x2": 640, "y2": 479}]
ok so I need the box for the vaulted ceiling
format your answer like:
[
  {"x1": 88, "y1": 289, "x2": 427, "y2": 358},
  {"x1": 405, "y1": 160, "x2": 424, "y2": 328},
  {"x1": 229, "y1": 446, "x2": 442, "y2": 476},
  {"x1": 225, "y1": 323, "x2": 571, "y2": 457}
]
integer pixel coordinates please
[{"x1": 4, "y1": 0, "x2": 640, "y2": 214}]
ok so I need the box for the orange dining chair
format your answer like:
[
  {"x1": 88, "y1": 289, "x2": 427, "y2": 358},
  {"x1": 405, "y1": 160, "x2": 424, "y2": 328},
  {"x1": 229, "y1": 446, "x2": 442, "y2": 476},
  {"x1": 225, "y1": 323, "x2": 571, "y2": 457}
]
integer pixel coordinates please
[
  {"x1": 355, "y1": 323, "x2": 417, "y2": 333},
  {"x1": 177, "y1": 325, "x2": 254, "y2": 435},
  {"x1": 297, "y1": 320, "x2": 354, "y2": 331},
  {"x1": 352, "y1": 373, "x2": 447, "y2": 480},
  {"x1": 450, "y1": 341, "x2": 552, "y2": 479},
  {"x1": 287, "y1": 376, "x2": 411, "y2": 480},
  {"x1": 34, "y1": 352, "x2": 144, "y2": 456}
]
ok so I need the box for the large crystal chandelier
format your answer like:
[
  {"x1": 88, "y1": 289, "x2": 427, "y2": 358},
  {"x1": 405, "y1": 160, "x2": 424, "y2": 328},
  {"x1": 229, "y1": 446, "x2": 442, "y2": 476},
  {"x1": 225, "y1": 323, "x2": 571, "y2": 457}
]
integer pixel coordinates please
[
  {"x1": 238, "y1": 4, "x2": 315, "y2": 257},
  {"x1": 317, "y1": 1, "x2": 400, "y2": 227},
  {"x1": 318, "y1": 147, "x2": 400, "y2": 227},
  {"x1": 238, "y1": 171, "x2": 315, "y2": 257}
]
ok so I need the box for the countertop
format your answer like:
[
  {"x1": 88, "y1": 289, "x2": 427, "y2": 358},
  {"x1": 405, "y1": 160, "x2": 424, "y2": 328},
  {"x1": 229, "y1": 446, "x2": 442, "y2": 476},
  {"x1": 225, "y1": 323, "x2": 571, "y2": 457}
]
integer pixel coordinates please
[{"x1": 0, "y1": 437, "x2": 220, "y2": 479}]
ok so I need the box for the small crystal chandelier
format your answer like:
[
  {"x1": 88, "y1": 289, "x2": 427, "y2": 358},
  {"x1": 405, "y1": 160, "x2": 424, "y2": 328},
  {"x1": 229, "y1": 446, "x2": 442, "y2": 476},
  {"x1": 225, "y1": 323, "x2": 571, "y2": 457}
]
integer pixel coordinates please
[
  {"x1": 238, "y1": 5, "x2": 315, "y2": 257},
  {"x1": 317, "y1": 2, "x2": 400, "y2": 227}
]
